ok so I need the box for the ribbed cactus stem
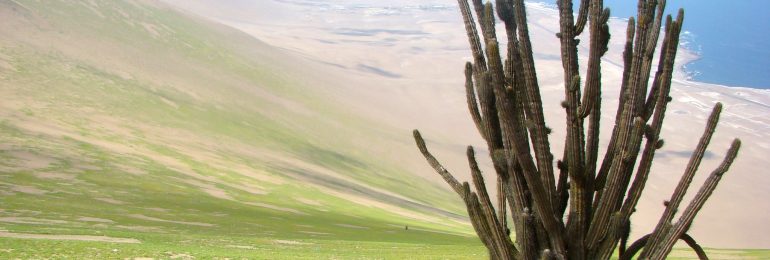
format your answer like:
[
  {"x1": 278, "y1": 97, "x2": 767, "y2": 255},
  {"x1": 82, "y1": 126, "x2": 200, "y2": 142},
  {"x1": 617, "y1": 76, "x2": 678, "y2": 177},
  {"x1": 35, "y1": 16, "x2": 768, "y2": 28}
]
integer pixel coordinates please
[
  {"x1": 465, "y1": 62, "x2": 486, "y2": 139},
  {"x1": 468, "y1": 146, "x2": 518, "y2": 259},
  {"x1": 620, "y1": 233, "x2": 709, "y2": 260},
  {"x1": 646, "y1": 139, "x2": 741, "y2": 260},
  {"x1": 412, "y1": 130, "x2": 463, "y2": 196}
]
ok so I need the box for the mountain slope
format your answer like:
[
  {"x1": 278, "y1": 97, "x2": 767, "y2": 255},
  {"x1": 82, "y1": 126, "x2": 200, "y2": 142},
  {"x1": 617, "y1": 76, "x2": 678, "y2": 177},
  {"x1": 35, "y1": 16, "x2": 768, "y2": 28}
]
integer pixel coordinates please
[
  {"x1": 160, "y1": 0, "x2": 770, "y2": 249},
  {"x1": 0, "y1": 0, "x2": 480, "y2": 257},
  {"x1": 2, "y1": 0, "x2": 769, "y2": 258}
]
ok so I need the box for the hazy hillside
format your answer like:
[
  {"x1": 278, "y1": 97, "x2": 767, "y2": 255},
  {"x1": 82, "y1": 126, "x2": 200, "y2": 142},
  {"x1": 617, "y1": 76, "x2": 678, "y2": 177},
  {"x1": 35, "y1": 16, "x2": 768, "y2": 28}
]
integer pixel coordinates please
[
  {"x1": 0, "y1": 0, "x2": 490, "y2": 258},
  {"x1": 1, "y1": 0, "x2": 768, "y2": 258},
  {"x1": 161, "y1": 0, "x2": 770, "y2": 249}
]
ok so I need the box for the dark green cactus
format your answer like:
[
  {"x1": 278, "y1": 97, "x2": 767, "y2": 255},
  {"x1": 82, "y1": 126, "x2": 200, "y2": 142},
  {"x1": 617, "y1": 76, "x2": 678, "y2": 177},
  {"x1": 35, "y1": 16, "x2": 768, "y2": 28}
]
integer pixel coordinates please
[{"x1": 412, "y1": 0, "x2": 741, "y2": 259}]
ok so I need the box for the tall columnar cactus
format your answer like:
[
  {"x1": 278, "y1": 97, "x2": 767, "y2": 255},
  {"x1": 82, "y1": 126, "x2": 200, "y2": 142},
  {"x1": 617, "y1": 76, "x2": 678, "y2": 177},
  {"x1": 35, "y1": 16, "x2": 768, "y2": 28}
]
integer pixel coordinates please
[{"x1": 412, "y1": 0, "x2": 741, "y2": 259}]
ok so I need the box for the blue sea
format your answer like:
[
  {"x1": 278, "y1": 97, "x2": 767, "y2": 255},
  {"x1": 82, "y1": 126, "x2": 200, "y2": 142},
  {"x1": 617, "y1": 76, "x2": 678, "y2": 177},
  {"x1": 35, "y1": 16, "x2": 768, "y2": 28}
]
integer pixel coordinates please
[{"x1": 600, "y1": 0, "x2": 770, "y2": 89}]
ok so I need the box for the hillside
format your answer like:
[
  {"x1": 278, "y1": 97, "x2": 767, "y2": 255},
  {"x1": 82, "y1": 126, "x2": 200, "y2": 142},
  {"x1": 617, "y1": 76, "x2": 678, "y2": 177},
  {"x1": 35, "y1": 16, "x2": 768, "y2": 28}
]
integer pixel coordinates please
[
  {"x1": 162, "y1": 0, "x2": 770, "y2": 250},
  {"x1": 1, "y1": 0, "x2": 769, "y2": 258},
  {"x1": 0, "y1": 0, "x2": 486, "y2": 258}
]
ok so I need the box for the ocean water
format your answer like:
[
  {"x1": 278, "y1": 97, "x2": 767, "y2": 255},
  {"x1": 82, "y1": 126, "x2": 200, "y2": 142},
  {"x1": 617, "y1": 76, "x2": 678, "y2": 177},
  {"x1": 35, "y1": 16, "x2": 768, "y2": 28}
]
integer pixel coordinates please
[{"x1": 600, "y1": 0, "x2": 770, "y2": 89}]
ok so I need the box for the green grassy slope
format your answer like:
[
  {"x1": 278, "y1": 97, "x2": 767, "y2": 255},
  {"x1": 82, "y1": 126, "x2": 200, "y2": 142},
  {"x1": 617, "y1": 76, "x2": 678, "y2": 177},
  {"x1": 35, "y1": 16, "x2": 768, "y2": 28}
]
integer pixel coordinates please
[{"x1": 0, "y1": 0, "x2": 484, "y2": 258}]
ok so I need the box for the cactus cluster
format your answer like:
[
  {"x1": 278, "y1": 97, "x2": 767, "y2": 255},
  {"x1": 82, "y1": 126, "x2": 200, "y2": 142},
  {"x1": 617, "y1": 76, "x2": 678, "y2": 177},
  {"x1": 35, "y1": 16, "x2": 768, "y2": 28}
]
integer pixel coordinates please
[{"x1": 412, "y1": 0, "x2": 741, "y2": 259}]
